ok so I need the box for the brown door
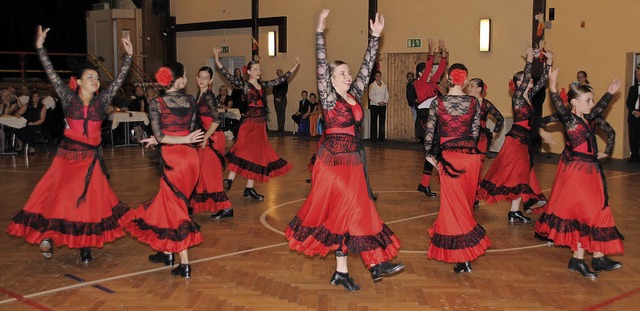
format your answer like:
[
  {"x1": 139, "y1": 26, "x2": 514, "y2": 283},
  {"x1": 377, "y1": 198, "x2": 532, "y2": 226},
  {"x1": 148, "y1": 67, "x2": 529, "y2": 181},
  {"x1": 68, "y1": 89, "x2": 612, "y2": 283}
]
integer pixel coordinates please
[{"x1": 386, "y1": 52, "x2": 428, "y2": 141}]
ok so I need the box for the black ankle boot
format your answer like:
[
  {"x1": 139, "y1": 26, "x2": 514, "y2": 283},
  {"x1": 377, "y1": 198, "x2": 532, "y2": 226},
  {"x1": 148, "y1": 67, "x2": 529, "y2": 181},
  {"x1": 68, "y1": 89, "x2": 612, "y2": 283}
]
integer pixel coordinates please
[
  {"x1": 211, "y1": 209, "x2": 234, "y2": 220},
  {"x1": 507, "y1": 211, "x2": 531, "y2": 223},
  {"x1": 417, "y1": 184, "x2": 437, "y2": 197},
  {"x1": 223, "y1": 179, "x2": 234, "y2": 190},
  {"x1": 592, "y1": 256, "x2": 623, "y2": 272},
  {"x1": 171, "y1": 264, "x2": 191, "y2": 278},
  {"x1": 370, "y1": 261, "x2": 405, "y2": 282},
  {"x1": 453, "y1": 261, "x2": 472, "y2": 273},
  {"x1": 80, "y1": 247, "x2": 92, "y2": 263},
  {"x1": 243, "y1": 187, "x2": 264, "y2": 201},
  {"x1": 330, "y1": 271, "x2": 360, "y2": 291},
  {"x1": 40, "y1": 238, "x2": 53, "y2": 259},
  {"x1": 568, "y1": 257, "x2": 597, "y2": 279},
  {"x1": 148, "y1": 252, "x2": 175, "y2": 266}
]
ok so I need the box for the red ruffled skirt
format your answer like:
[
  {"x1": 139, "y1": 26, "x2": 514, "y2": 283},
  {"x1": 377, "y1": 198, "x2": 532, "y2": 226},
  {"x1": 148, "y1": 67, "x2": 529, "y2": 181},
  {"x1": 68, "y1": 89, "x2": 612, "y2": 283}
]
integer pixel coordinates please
[
  {"x1": 226, "y1": 120, "x2": 291, "y2": 182},
  {"x1": 125, "y1": 144, "x2": 203, "y2": 253},
  {"x1": 428, "y1": 152, "x2": 491, "y2": 262},
  {"x1": 190, "y1": 133, "x2": 231, "y2": 213},
  {"x1": 285, "y1": 159, "x2": 401, "y2": 266},
  {"x1": 476, "y1": 135, "x2": 546, "y2": 206},
  {"x1": 534, "y1": 160, "x2": 623, "y2": 254},
  {"x1": 7, "y1": 130, "x2": 131, "y2": 248}
]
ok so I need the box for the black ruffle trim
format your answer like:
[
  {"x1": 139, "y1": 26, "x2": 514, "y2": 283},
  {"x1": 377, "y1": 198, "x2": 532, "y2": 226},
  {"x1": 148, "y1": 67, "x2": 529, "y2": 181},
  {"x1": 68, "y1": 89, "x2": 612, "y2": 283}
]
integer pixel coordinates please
[
  {"x1": 11, "y1": 202, "x2": 130, "y2": 235},
  {"x1": 225, "y1": 152, "x2": 289, "y2": 176},
  {"x1": 131, "y1": 218, "x2": 201, "y2": 242},
  {"x1": 191, "y1": 191, "x2": 229, "y2": 203},
  {"x1": 430, "y1": 224, "x2": 487, "y2": 250},
  {"x1": 287, "y1": 216, "x2": 397, "y2": 253},
  {"x1": 478, "y1": 179, "x2": 546, "y2": 201},
  {"x1": 536, "y1": 213, "x2": 624, "y2": 242}
]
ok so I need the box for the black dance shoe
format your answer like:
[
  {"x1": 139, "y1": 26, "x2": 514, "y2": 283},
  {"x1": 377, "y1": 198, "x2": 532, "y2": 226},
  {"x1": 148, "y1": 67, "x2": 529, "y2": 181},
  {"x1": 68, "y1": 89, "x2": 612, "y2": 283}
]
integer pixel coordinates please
[
  {"x1": 40, "y1": 238, "x2": 53, "y2": 259},
  {"x1": 171, "y1": 264, "x2": 192, "y2": 278},
  {"x1": 523, "y1": 200, "x2": 547, "y2": 214},
  {"x1": 223, "y1": 179, "x2": 234, "y2": 191},
  {"x1": 211, "y1": 209, "x2": 234, "y2": 220},
  {"x1": 243, "y1": 187, "x2": 264, "y2": 201},
  {"x1": 305, "y1": 179, "x2": 312, "y2": 184},
  {"x1": 417, "y1": 184, "x2": 437, "y2": 197},
  {"x1": 507, "y1": 211, "x2": 531, "y2": 223},
  {"x1": 592, "y1": 256, "x2": 623, "y2": 272},
  {"x1": 330, "y1": 271, "x2": 360, "y2": 291},
  {"x1": 148, "y1": 252, "x2": 175, "y2": 266},
  {"x1": 80, "y1": 247, "x2": 92, "y2": 263},
  {"x1": 370, "y1": 261, "x2": 405, "y2": 282},
  {"x1": 568, "y1": 257, "x2": 597, "y2": 279},
  {"x1": 453, "y1": 261, "x2": 472, "y2": 273}
]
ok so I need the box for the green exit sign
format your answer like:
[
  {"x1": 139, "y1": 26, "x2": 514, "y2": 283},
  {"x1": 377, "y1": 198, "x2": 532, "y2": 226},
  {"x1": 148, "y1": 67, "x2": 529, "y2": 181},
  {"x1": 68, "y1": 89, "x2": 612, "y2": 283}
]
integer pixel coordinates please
[
  {"x1": 221, "y1": 46, "x2": 230, "y2": 53},
  {"x1": 407, "y1": 39, "x2": 422, "y2": 48}
]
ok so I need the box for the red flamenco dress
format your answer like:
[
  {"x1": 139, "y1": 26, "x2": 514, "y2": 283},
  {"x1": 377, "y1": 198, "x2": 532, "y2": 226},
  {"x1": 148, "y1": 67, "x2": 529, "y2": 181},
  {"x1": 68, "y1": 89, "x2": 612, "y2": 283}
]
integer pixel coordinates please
[
  {"x1": 7, "y1": 48, "x2": 133, "y2": 248},
  {"x1": 286, "y1": 32, "x2": 401, "y2": 266},
  {"x1": 476, "y1": 61, "x2": 549, "y2": 209},
  {"x1": 190, "y1": 89, "x2": 231, "y2": 213},
  {"x1": 535, "y1": 92, "x2": 623, "y2": 254},
  {"x1": 125, "y1": 92, "x2": 203, "y2": 253},
  {"x1": 424, "y1": 95, "x2": 491, "y2": 263},
  {"x1": 219, "y1": 67, "x2": 292, "y2": 182}
]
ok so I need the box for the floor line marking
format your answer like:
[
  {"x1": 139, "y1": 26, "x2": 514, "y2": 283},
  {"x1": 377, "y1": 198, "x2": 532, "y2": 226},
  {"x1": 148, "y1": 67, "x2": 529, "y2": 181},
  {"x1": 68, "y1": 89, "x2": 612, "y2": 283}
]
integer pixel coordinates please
[
  {"x1": 64, "y1": 274, "x2": 117, "y2": 294},
  {"x1": 0, "y1": 287, "x2": 54, "y2": 311},
  {"x1": 583, "y1": 286, "x2": 640, "y2": 311}
]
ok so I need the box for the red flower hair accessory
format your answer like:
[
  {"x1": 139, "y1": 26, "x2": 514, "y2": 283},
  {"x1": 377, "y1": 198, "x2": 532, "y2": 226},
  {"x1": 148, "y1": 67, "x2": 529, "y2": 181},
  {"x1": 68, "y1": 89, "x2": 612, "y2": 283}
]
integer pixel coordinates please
[
  {"x1": 449, "y1": 69, "x2": 467, "y2": 85},
  {"x1": 242, "y1": 65, "x2": 248, "y2": 74},
  {"x1": 155, "y1": 67, "x2": 173, "y2": 87},
  {"x1": 68, "y1": 76, "x2": 78, "y2": 91},
  {"x1": 508, "y1": 80, "x2": 516, "y2": 92},
  {"x1": 483, "y1": 82, "x2": 488, "y2": 93},
  {"x1": 559, "y1": 87, "x2": 569, "y2": 106}
]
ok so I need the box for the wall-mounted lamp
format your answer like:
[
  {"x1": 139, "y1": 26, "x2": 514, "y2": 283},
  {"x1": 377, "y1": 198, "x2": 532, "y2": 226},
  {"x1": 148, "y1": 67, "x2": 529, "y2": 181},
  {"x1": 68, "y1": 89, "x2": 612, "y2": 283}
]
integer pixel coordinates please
[
  {"x1": 268, "y1": 31, "x2": 276, "y2": 56},
  {"x1": 479, "y1": 18, "x2": 491, "y2": 52}
]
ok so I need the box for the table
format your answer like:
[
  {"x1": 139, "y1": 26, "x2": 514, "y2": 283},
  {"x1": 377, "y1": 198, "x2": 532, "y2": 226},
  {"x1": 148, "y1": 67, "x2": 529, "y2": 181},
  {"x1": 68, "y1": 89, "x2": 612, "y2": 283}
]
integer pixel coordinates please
[
  {"x1": 217, "y1": 108, "x2": 241, "y2": 130},
  {"x1": 0, "y1": 116, "x2": 27, "y2": 155},
  {"x1": 108, "y1": 112, "x2": 149, "y2": 147}
]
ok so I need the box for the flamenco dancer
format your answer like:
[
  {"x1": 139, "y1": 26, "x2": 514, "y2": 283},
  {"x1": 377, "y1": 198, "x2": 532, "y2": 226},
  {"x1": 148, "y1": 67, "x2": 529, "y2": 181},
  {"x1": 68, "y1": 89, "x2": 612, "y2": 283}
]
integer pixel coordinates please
[
  {"x1": 476, "y1": 46, "x2": 551, "y2": 222},
  {"x1": 467, "y1": 78, "x2": 504, "y2": 206},
  {"x1": 213, "y1": 48, "x2": 299, "y2": 201},
  {"x1": 7, "y1": 26, "x2": 133, "y2": 263},
  {"x1": 424, "y1": 64, "x2": 491, "y2": 273},
  {"x1": 189, "y1": 66, "x2": 233, "y2": 220},
  {"x1": 535, "y1": 68, "x2": 623, "y2": 279},
  {"x1": 126, "y1": 63, "x2": 205, "y2": 278},
  {"x1": 286, "y1": 10, "x2": 404, "y2": 292},
  {"x1": 414, "y1": 40, "x2": 447, "y2": 197}
]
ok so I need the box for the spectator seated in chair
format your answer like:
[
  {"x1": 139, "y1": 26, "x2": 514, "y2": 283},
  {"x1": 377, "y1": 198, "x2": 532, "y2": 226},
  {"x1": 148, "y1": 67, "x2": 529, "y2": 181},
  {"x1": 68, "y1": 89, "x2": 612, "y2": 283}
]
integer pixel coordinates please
[{"x1": 292, "y1": 90, "x2": 310, "y2": 135}]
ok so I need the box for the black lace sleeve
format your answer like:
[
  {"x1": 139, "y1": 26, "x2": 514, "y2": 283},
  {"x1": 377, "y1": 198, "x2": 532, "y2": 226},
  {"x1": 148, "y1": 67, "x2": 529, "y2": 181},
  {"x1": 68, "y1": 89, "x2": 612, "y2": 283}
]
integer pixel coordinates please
[
  {"x1": 550, "y1": 92, "x2": 574, "y2": 124},
  {"x1": 472, "y1": 97, "x2": 481, "y2": 140},
  {"x1": 148, "y1": 97, "x2": 164, "y2": 141},
  {"x1": 317, "y1": 32, "x2": 336, "y2": 111},
  {"x1": 513, "y1": 62, "x2": 533, "y2": 105},
  {"x1": 539, "y1": 113, "x2": 560, "y2": 129},
  {"x1": 529, "y1": 64, "x2": 550, "y2": 98},
  {"x1": 96, "y1": 55, "x2": 132, "y2": 110},
  {"x1": 485, "y1": 99, "x2": 504, "y2": 133},
  {"x1": 593, "y1": 116, "x2": 615, "y2": 154},
  {"x1": 189, "y1": 96, "x2": 197, "y2": 131},
  {"x1": 261, "y1": 71, "x2": 292, "y2": 89},
  {"x1": 37, "y1": 47, "x2": 73, "y2": 110},
  {"x1": 220, "y1": 66, "x2": 245, "y2": 89},
  {"x1": 349, "y1": 35, "x2": 380, "y2": 102},
  {"x1": 204, "y1": 92, "x2": 221, "y2": 124},
  {"x1": 424, "y1": 101, "x2": 439, "y2": 157},
  {"x1": 585, "y1": 92, "x2": 614, "y2": 121}
]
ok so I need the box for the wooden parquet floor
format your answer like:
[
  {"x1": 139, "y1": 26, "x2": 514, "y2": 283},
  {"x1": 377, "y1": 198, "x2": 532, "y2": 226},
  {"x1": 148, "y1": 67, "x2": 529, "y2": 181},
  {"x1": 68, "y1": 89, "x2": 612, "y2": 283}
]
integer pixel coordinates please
[{"x1": 1, "y1": 136, "x2": 639, "y2": 311}]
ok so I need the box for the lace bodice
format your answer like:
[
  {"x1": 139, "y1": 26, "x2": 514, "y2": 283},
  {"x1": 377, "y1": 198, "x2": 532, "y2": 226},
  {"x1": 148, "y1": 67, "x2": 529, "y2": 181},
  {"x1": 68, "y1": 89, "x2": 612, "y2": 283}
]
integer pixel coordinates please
[
  {"x1": 512, "y1": 61, "x2": 549, "y2": 124},
  {"x1": 38, "y1": 47, "x2": 132, "y2": 135},
  {"x1": 480, "y1": 98, "x2": 504, "y2": 133},
  {"x1": 546, "y1": 92, "x2": 614, "y2": 155},
  {"x1": 196, "y1": 89, "x2": 221, "y2": 130},
  {"x1": 424, "y1": 95, "x2": 480, "y2": 156},
  {"x1": 219, "y1": 67, "x2": 291, "y2": 108},
  {"x1": 149, "y1": 91, "x2": 197, "y2": 141}
]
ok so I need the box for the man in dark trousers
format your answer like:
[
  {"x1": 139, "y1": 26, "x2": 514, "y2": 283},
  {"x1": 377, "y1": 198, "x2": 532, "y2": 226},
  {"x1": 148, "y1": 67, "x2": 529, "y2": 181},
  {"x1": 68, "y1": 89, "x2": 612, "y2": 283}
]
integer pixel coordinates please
[
  {"x1": 406, "y1": 72, "x2": 419, "y2": 141},
  {"x1": 627, "y1": 65, "x2": 640, "y2": 161},
  {"x1": 273, "y1": 69, "x2": 289, "y2": 132}
]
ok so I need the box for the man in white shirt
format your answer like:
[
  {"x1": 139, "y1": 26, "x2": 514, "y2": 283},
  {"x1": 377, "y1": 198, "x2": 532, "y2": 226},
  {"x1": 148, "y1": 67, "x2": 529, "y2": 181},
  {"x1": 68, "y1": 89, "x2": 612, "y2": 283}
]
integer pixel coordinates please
[{"x1": 369, "y1": 71, "x2": 389, "y2": 142}]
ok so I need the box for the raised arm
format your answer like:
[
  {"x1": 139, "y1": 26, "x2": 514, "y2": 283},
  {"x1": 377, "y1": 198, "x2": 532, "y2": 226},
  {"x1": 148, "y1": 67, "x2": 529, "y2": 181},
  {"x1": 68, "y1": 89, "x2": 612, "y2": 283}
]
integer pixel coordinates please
[
  {"x1": 213, "y1": 47, "x2": 246, "y2": 89},
  {"x1": 316, "y1": 10, "x2": 337, "y2": 111},
  {"x1": 35, "y1": 26, "x2": 73, "y2": 109},
  {"x1": 548, "y1": 68, "x2": 573, "y2": 123},
  {"x1": 585, "y1": 78, "x2": 621, "y2": 120},
  {"x1": 348, "y1": 13, "x2": 384, "y2": 102},
  {"x1": 261, "y1": 69, "x2": 293, "y2": 89},
  {"x1": 514, "y1": 47, "x2": 534, "y2": 101},
  {"x1": 429, "y1": 40, "x2": 448, "y2": 83},
  {"x1": 485, "y1": 99, "x2": 504, "y2": 133},
  {"x1": 98, "y1": 37, "x2": 133, "y2": 108},
  {"x1": 529, "y1": 50, "x2": 553, "y2": 97}
]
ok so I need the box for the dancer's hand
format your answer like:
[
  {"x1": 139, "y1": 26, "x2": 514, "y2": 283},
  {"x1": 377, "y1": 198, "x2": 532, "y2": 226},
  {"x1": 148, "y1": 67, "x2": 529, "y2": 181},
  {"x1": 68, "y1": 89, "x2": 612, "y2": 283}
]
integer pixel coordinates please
[
  {"x1": 548, "y1": 67, "x2": 559, "y2": 93},
  {"x1": 317, "y1": 9, "x2": 330, "y2": 32},
  {"x1": 597, "y1": 152, "x2": 608, "y2": 159},
  {"x1": 426, "y1": 156, "x2": 438, "y2": 169},
  {"x1": 291, "y1": 56, "x2": 300, "y2": 72},
  {"x1": 524, "y1": 44, "x2": 534, "y2": 62},
  {"x1": 439, "y1": 40, "x2": 447, "y2": 57},
  {"x1": 539, "y1": 129, "x2": 556, "y2": 145},
  {"x1": 35, "y1": 25, "x2": 50, "y2": 49},
  {"x1": 186, "y1": 129, "x2": 204, "y2": 144},
  {"x1": 370, "y1": 12, "x2": 384, "y2": 37},
  {"x1": 213, "y1": 47, "x2": 222, "y2": 59},
  {"x1": 607, "y1": 78, "x2": 622, "y2": 94},
  {"x1": 122, "y1": 36, "x2": 133, "y2": 55},
  {"x1": 140, "y1": 136, "x2": 158, "y2": 148},
  {"x1": 199, "y1": 140, "x2": 207, "y2": 149},
  {"x1": 427, "y1": 39, "x2": 434, "y2": 55}
]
